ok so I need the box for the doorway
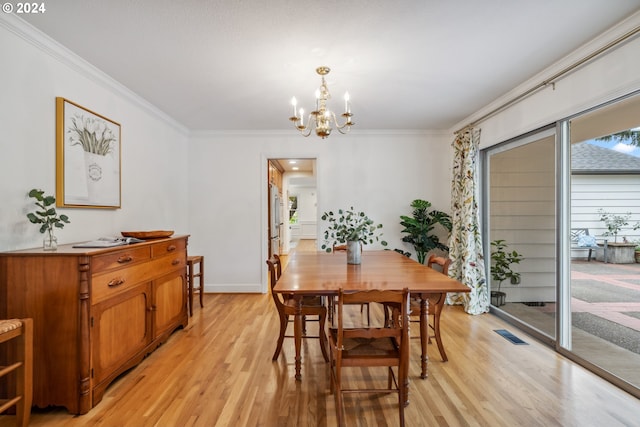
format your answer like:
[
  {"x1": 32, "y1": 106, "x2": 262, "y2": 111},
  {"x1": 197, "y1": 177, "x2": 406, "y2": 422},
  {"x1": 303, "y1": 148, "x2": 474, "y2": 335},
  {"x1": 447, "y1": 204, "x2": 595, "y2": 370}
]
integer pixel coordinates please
[{"x1": 267, "y1": 158, "x2": 317, "y2": 256}]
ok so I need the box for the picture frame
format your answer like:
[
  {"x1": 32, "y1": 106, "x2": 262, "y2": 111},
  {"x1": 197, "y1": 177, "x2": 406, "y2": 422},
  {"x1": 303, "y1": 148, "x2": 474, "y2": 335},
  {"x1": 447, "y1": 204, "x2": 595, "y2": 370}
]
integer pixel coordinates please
[{"x1": 56, "y1": 97, "x2": 121, "y2": 208}]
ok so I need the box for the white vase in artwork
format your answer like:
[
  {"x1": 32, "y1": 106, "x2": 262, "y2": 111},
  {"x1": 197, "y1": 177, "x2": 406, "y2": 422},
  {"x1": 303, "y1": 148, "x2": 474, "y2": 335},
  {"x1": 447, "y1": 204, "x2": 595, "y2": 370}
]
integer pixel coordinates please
[{"x1": 84, "y1": 151, "x2": 110, "y2": 203}]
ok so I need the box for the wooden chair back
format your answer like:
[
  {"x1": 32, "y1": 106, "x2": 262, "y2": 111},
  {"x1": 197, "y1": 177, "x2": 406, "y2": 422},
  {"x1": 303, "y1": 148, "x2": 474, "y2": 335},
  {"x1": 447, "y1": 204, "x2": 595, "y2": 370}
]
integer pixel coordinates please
[
  {"x1": 332, "y1": 242, "x2": 363, "y2": 252},
  {"x1": 0, "y1": 318, "x2": 33, "y2": 427},
  {"x1": 266, "y1": 255, "x2": 329, "y2": 363},
  {"x1": 330, "y1": 288, "x2": 410, "y2": 426},
  {"x1": 427, "y1": 254, "x2": 451, "y2": 275},
  {"x1": 330, "y1": 244, "x2": 371, "y2": 325},
  {"x1": 266, "y1": 254, "x2": 284, "y2": 307}
]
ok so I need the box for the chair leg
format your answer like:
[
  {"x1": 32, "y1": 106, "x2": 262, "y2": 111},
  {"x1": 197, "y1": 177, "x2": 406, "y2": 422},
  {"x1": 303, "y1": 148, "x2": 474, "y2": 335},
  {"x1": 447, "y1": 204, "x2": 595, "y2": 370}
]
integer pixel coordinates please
[
  {"x1": 272, "y1": 313, "x2": 288, "y2": 361},
  {"x1": 319, "y1": 310, "x2": 329, "y2": 363},
  {"x1": 399, "y1": 365, "x2": 407, "y2": 426},
  {"x1": 432, "y1": 309, "x2": 448, "y2": 362},
  {"x1": 198, "y1": 257, "x2": 204, "y2": 308},
  {"x1": 419, "y1": 304, "x2": 428, "y2": 379},
  {"x1": 17, "y1": 319, "x2": 32, "y2": 427},
  {"x1": 187, "y1": 261, "x2": 194, "y2": 317},
  {"x1": 335, "y1": 363, "x2": 344, "y2": 427},
  {"x1": 328, "y1": 297, "x2": 335, "y2": 324}
]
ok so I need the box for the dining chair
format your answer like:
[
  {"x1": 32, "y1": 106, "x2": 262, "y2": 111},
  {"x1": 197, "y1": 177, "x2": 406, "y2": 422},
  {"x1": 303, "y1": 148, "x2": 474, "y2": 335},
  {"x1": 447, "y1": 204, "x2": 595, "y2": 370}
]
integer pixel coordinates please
[
  {"x1": 421, "y1": 254, "x2": 452, "y2": 362},
  {"x1": 384, "y1": 254, "x2": 451, "y2": 378},
  {"x1": 329, "y1": 244, "x2": 370, "y2": 325},
  {"x1": 0, "y1": 318, "x2": 33, "y2": 427},
  {"x1": 186, "y1": 255, "x2": 204, "y2": 316},
  {"x1": 266, "y1": 255, "x2": 329, "y2": 362},
  {"x1": 329, "y1": 288, "x2": 410, "y2": 427}
]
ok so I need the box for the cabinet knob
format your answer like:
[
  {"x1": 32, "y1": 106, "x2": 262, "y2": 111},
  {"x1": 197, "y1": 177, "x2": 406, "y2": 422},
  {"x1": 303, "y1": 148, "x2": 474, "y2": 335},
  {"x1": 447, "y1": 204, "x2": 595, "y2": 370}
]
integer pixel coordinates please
[
  {"x1": 171, "y1": 259, "x2": 180, "y2": 266},
  {"x1": 107, "y1": 278, "x2": 125, "y2": 287},
  {"x1": 166, "y1": 245, "x2": 177, "y2": 252},
  {"x1": 117, "y1": 255, "x2": 133, "y2": 264}
]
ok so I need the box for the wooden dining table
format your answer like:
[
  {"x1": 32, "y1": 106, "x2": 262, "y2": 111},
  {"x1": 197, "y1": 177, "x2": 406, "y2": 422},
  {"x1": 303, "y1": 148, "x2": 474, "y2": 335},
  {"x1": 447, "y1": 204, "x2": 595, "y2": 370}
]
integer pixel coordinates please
[{"x1": 272, "y1": 250, "x2": 471, "y2": 381}]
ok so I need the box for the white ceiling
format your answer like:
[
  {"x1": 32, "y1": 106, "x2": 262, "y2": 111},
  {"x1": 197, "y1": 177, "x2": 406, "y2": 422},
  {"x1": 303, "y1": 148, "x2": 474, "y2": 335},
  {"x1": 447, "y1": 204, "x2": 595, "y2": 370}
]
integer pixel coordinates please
[{"x1": 22, "y1": 0, "x2": 640, "y2": 132}]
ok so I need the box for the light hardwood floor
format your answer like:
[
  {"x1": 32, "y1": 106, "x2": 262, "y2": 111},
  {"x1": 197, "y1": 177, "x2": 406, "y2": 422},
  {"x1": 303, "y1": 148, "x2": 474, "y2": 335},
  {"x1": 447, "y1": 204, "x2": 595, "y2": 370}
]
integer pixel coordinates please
[{"x1": 2, "y1": 248, "x2": 639, "y2": 426}]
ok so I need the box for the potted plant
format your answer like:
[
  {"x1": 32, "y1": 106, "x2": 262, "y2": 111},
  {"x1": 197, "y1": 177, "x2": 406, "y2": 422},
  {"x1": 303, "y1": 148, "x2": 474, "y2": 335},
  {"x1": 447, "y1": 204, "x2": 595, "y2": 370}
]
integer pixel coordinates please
[
  {"x1": 320, "y1": 207, "x2": 387, "y2": 264},
  {"x1": 597, "y1": 208, "x2": 630, "y2": 243},
  {"x1": 26, "y1": 188, "x2": 70, "y2": 251},
  {"x1": 597, "y1": 209, "x2": 637, "y2": 263},
  {"x1": 490, "y1": 239, "x2": 524, "y2": 306},
  {"x1": 398, "y1": 199, "x2": 452, "y2": 264}
]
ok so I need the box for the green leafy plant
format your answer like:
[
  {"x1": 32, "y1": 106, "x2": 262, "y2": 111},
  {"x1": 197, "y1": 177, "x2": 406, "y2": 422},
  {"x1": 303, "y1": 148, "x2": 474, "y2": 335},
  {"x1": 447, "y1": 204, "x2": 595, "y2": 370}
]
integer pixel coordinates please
[
  {"x1": 320, "y1": 207, "x2": 387, "y2": 252},
  {"x1": 490, "y1": 239, "x2": 524, "y2": 293},
  {"x1": 26, "y1": 189, "x2": 70, "y2": 236},
  {"x1": 596, "y1": 129, "x2": 640, "y2": 147},
  {"x1": 399, "y1": 199, "x2": 452, "y2": 264},
  {"x1": 597, "y1": 208, "x2": 631, "y2": 243}
]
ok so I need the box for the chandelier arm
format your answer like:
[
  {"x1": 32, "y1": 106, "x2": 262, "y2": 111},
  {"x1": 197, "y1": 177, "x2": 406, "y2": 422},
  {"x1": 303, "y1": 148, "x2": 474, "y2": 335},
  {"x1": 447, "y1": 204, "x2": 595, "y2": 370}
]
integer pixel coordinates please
[
  {"x1": 329, "y1": 111, "x2": 354, "y2": 132},
  {"x1": 300, "y1": 125, "x2": 312, "y2": 137},
  {"x1": 293, "y1": 112, "x2": 313, "y2": 137}
]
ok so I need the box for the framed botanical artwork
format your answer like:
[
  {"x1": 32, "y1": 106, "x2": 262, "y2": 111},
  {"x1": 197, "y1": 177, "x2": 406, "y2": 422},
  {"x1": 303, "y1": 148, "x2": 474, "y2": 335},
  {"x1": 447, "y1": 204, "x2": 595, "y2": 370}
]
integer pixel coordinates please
[{"x1": 56, "y1": 97, "x2": 121, "y2": 208}]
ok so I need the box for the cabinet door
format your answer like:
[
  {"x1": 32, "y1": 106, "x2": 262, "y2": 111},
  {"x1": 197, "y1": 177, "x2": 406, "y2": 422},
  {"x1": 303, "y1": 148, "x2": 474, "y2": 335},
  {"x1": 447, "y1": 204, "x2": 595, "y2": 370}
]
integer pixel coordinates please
[
  {"x1": 92, "y1": 283, "x2": 152, "y2": 386},
  {"x1": 153, "y1": 269, "x2": 187, "y2": 339}
]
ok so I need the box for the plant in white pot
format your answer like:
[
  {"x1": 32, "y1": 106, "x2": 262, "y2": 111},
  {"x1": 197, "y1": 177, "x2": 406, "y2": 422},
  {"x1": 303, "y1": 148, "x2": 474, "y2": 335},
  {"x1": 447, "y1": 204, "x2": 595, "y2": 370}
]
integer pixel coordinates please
[
  {"x1": 320, "y1": 207, "x2": 387, "y2": 264},
  {"x1": 26, "y1": 189, "x2": 70, "y2": 251}
]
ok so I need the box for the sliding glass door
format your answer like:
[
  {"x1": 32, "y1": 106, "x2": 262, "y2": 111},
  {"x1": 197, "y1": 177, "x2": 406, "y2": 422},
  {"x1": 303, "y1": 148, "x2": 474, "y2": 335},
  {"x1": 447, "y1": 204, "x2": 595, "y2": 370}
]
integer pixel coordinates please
[
  {"x1": 483, "y1": 91, "x2": 640, "y2": 398},
  {"x1": 483, "y1": 127, "x2": 557, "y2": 341},
  {"x1": 565, "y1": 94, "x2": 640, "y2": 391}
]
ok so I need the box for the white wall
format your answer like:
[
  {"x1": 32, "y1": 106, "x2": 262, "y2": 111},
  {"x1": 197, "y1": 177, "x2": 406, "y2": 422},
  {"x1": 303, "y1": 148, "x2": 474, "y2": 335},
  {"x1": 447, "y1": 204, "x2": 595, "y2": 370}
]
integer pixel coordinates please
[
  {"x1": 187, "y1": 131, "x2": 452, "y2": 292},
  {"x1": 0, "y1": 15, "x2": 189, "y2": 251},
  {"x1": 289, "y1": 185, "x2": 317, "y2": 240},
  {"x1": 292, "y1": 187, "x2": 317, "y2": 223}
]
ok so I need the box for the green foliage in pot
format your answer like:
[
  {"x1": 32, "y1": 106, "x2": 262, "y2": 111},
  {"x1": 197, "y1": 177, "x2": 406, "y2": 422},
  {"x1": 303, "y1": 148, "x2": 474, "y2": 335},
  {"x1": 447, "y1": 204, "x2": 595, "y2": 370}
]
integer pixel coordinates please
[
  {"x1": 597, "y1": 208, "x2": 631, "y2": 243},
  {"x1": 399, "y1": 199, "x2": 452, "y2": 264},
  {"x1": 490, "y1": 239, "x2": 524, "y2": 293},
  {"x1": 320, "y1": 207, "x2": 387, "y2": 252},
  {"x1": 26, "y1": 189, "x2": 70, "y2": 234}
]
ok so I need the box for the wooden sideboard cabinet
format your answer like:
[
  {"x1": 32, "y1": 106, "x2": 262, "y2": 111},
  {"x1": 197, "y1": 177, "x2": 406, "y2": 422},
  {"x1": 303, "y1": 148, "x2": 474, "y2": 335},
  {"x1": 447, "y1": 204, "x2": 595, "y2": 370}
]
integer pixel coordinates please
[{"x1": 0, "y1": 235, "x2": 189, "y2": 414}]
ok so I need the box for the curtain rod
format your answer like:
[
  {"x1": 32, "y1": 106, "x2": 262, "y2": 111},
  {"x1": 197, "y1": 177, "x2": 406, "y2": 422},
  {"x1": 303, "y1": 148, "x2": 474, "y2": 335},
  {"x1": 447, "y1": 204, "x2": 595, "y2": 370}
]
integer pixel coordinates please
[{"x1": 455, "y1": 24, "x2": 640, "y2": 135}]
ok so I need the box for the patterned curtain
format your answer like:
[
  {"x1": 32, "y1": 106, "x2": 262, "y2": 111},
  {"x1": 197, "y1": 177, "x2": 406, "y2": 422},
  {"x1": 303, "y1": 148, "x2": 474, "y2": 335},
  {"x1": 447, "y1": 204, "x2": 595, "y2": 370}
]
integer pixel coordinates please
[{"x1": 446, "y1": 128, "x2": 489, "y2": 315}]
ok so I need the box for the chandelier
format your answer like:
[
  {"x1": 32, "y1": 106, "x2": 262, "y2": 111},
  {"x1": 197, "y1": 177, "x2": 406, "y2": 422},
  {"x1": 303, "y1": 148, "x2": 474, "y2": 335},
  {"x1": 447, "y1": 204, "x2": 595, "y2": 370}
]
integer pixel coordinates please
[{"x1": 289, "y1": 66, "x2": 354, "y2": 139}]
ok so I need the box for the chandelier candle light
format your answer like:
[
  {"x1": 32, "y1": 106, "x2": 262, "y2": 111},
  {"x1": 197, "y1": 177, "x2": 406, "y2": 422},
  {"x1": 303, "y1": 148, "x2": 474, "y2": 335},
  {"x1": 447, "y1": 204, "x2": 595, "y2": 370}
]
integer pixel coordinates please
[{"x1": 289, "y1": 66, "x2": 354, "y2": 138}]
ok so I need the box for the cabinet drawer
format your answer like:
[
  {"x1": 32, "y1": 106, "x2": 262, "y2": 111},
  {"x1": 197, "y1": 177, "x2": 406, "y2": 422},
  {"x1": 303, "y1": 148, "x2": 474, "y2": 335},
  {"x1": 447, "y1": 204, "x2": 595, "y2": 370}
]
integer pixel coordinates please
[
  {"x1": 92, "y1": 250, "x2": 186, "y2": 304},
  {"x1": 157, "y1": 249, "x2": 187, "y2": 272},
  {"x1": 92, "y1": 246, "x2": 151, "y2": 272},
  {"x1": 93, "y1": 266, "x2": 149, "y2": 304},
  {"x1": 151, "y1": 238, "x2": 186, "y2": 258}
]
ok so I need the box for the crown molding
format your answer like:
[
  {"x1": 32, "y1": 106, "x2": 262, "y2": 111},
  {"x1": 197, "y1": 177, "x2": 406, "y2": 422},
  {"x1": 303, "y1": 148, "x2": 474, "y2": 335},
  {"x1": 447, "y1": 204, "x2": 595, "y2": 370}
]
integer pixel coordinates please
[
  {"x1": 0, "y1": 14, "x2": 189, "y2": 136},
  {"x1": 189, "y1": 128, "x2": 449, "y2": 139}
]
